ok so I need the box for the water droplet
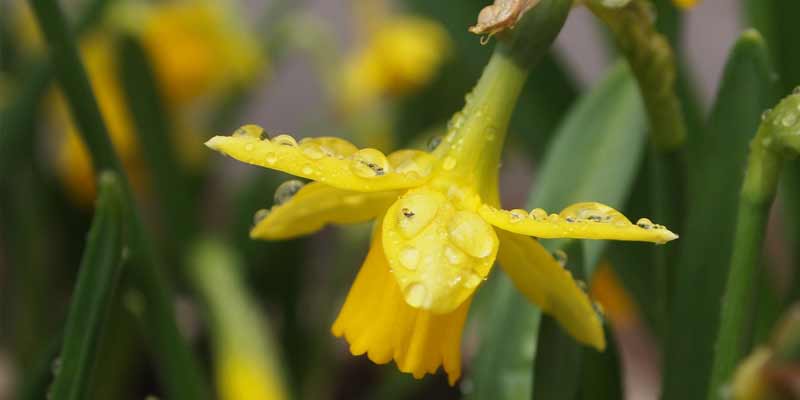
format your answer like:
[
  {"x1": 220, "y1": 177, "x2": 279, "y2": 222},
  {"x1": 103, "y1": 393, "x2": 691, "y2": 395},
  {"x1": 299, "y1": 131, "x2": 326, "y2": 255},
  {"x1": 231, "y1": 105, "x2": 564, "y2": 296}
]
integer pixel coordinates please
[
  {"x1": 547, "y1": 213, "x2": 561, "y2": 222},
  {"x1": 273, "y1": 134, "x2": 297, "y2": 147},
  {"x1": 529, "y1": 208, "x2": 547, "y2": 220},
  {"x1": 274, "y1": 180, "x2": 305, "y2": 205},
  {"x1": 636, "y1": 218, "x2": 654, "y2": 229},
  {"x1": 442, "y1": 156, "x2": 457, "y2": 171},
  {"x1": 405, "y1": 282, "x2": 431, "y2": 308},
  {"x1": 762, "y1": 109, "x2": 772, "y2": 121},
  {"x1": 793, "y1": 86, "x2": 800, "y2": 95},
  {"x1": 350, "y1": 148, "x2": 389, "y2": 178},
  {"x1": 253, "y1": 208, "x2": 270, "y2": 225},
  {"x1": 448, "y1": 211, "x2": 495, "y2": 258},
  {"x1": 449, "y1": 274, "x2": 463, "y2": 287},
  {"x1": 396, "y1": 192, "x2": 440, "y2": 238},
  {"x1": 447, "y1": 112, "x2": 465, "y2": 131},
  {"x1": 399, "y1": 247, "x2": 420, "y2": 270},
  {"x1": 781, "y1": 113, "x2": 798, "y2": 127},
  {"x1": 462, "y1": 270, "x2": 483, "y2": 288},
  {"x1": 560, "y1": 203, "x2": 630, "y2": 225},
  {"x1": 509, "y1": 209, "x2": 528, "y2": 223},
  {"x1": 553, "y1": 250, "x2": 567, "y2": 267},
  {"x1": 301, "y1": 164, "x2": 314, "y2": 175},
  {"x1": 233, "y1": 124, "x2": 265, "y2": 139},
  {"x1": 244, "y1": 143, "x2": 254, "y2": 151},
  {"x1": 299, "y1": 141, "x2": 325, "y2": 159},
  {"x1": 427, "y1": 136, "x2": 443, "y2": 152},
  {"x1": 265, "y1": 152, "x2": 277, "y2": 164},
  {"x1": 445, "y1": 245, "x2": 466, "y2": 265}
]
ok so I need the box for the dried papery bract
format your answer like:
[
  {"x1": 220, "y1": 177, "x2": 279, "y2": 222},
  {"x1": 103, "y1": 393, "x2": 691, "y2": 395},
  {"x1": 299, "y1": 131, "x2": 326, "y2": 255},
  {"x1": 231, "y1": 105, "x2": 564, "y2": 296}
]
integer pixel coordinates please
[{"x1": 468, "y1": 0, "x2": 540, "y2": 37}]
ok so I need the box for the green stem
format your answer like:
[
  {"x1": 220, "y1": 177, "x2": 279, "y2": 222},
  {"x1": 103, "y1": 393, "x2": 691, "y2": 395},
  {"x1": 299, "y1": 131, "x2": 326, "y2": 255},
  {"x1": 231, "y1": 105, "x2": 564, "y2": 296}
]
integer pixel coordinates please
[
  {"x1": 27, "y1": 0, "x2": 209, "y2": 398},
  {"x1": 706, "y1": 91, "x2": 800, "y2": 398},
  {"x1": 588, "y1": 0, "x2": 687, "y2": 151},
  {"x1": 50, "y1": 172, "x2": 126, "y2": 400}
]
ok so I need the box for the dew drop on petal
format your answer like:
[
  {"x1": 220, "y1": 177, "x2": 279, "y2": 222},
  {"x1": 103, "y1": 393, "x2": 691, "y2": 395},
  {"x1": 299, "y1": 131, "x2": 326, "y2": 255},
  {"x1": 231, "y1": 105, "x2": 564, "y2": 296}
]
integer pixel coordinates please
[
  {"x1": 244, "y1": 143, "x2": 254, "y2": 151},
  {"x1": 273, "y1": 134, "x2": 297, "y2": 147},
  {"x1": 793, "y1": 86, "x2": 800, "y2": 95},
  {"x1": 444, "y1": 245, "x2": 466, "y2": 265},
  {"x1": 399, "y1": 247, "x2": 420, "y2": 270},
  {"x1": 301, "y1": 164, "x2": 314, "y2": 175},
  {"x1": 529, "y1": 208, "x2": 547, "y2": 220},
  {"x1": 461, "y1": 270, "x2": 483, "y2": 289},
  {"x1": 761, "y1": 109, "x2": 772, "y2": 121},
  {"x1": 560, "y1": 202, "x2": 630, "y2": 224},
  {"x1": 447, "y1": 211, "x2": 495, "y2": 258},
  {"x1": 233, "y1": 124, "x2": 265, "y2": 139},
  {"x1": 350, "y1": 148, "x2": 390, "y2": 178},
  {"x1": 274, "y1": 180, "x2": 305, "y2": 205},
  {"x1": 405, "y1": 282, "x2": 431, "y2": 308},
  {"x1": 396, "y1": 192, "x2": 440, "y2": 238},
  {"x1": 427, "y1": 136, "x2": 443, "y2": 152},
  {"x1": 253, "y1": 208, "x2": 271, "y2": 225},
  {"x1": 299, "y1": 141, "x2": 325, "y2": 159},
  {"x1": 265, "y1": 152, "x2": 278, "y2": 164},
  {"x1": 636, "y1": 217, "x2": 654, "y2": 229},
  {"x1": 442, "y1": 156, "x2": 457, "y2": 171},
  {"x1": 509, "y1": 209, "x2": 528, "y2": 223}
]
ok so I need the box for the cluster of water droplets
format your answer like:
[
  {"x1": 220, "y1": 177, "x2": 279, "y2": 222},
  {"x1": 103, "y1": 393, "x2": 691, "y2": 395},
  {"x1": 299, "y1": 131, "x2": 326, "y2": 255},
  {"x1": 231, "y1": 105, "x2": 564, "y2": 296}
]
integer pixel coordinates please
[
  {"x1": 760, "y1": 87, "x2": 800, "y2": 151},
  {"x1": 252, "y1": 179, "x2": 307, "y2": 227},
  {"x1": 501, "y1": 203, "x2": 666, "y2": 231},
  {"x1": 230, "y1": 124, "x2": 435, "y2": 181},
  {"x1": 389, "y1": 190, "x2": 496, "y2": 309}
]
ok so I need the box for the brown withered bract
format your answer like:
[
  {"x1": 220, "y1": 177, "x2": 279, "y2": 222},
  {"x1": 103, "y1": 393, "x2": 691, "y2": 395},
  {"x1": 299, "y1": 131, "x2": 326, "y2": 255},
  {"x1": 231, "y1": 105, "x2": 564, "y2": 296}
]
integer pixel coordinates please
[{"x1": 468, "y1": 0, "x2": 540, "y2": 37}]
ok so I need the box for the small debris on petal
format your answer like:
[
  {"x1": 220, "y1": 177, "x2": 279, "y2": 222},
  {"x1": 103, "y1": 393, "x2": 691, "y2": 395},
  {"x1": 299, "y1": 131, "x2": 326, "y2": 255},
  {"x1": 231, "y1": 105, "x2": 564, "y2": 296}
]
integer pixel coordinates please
[{"x1": 468, "y1": 0, "x2": 540, "y2": 38}]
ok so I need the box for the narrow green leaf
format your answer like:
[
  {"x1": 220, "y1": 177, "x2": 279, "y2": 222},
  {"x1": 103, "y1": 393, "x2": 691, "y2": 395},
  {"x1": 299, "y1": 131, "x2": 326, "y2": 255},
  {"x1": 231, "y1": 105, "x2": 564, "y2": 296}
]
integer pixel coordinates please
[
  {"x1": 117, "y1": 35, "x2": 195, "y2": 245},
  {"x1": 50, "y1": 172, "x2": 126, "y2": 400},
  {"x1": 469, "y1": 63, "x2": 646, "y2": 399},
  {"x1": 26, "y1": 0, "x2": 210, "y2": 396},
  {"x1": 662, "y1": 30, "x2": 778, "y2": 400}
]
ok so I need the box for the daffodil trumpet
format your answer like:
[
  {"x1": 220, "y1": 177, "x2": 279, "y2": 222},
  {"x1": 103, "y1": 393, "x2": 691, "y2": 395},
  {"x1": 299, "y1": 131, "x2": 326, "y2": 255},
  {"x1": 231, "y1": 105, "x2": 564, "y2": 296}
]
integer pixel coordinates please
[{"x1": 206, "y1": 0, "x2": 677, "y2": 384}]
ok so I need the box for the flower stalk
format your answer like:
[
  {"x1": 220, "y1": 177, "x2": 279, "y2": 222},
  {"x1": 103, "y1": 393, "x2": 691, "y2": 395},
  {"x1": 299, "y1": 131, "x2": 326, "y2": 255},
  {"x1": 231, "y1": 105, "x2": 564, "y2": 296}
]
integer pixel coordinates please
[
  {"x1": 708, "y1": 90, "x2": 800, "y2": 399},
  {"x1": 587, "y1": 0, "x2": 687, "y2": 152}
]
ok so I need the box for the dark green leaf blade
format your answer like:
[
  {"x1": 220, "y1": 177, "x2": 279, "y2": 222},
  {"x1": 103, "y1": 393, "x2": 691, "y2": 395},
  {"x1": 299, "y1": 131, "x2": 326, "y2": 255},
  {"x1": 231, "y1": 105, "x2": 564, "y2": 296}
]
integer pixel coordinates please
[
  {"x1": 662, "y1": 30, "x2": 778, "y2": 400},
  {"x1": 49, "y1": 172, "x2": 125, "y2": 400}
]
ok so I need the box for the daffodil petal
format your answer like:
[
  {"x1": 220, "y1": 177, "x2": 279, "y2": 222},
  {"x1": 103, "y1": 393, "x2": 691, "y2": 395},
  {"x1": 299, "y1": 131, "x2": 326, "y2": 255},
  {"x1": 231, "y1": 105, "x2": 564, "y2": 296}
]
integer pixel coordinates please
[
  {"x1": 382, "y1": 187, "x2": 498, "y2": 314},
  {"x1": 496, "y1": 230, "x2": 605, "y2": 350},
  {"x1": 479, "y1": 202, "x2": 678, "y2": 244},
  {"x1": 205, "y1": 125, "x2": 435, "y2": 192},
  {"x1": 332, "y1": 231, "x2": 469, "y2": 385},
  {"x1": 250, "y1": 182, "x2": 398, "y2": 240}
]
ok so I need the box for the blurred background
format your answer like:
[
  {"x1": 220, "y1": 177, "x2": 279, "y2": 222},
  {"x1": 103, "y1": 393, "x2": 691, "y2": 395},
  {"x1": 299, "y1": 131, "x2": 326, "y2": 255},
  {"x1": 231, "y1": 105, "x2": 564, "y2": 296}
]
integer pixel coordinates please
[{"x1": 1, "y1": 0, "x2": 797, "y2": 399}]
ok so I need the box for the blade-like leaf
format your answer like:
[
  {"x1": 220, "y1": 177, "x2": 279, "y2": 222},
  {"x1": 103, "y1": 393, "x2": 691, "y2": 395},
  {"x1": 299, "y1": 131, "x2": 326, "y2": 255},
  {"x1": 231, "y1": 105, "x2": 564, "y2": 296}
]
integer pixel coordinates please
[
  {"x1": 49, "y1": 172, "x2": 125, "y2": 400},
  {"x1": 469, "y1": 62, "x2": 646, "y2": 399},
  {"x1": 662, "y1": 30, "x2": 778, "y2": 400}
]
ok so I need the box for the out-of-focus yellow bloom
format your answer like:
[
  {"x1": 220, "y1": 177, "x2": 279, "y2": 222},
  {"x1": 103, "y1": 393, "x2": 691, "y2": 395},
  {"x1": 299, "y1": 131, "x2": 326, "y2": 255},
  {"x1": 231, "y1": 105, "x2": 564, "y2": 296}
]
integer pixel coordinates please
[
  {"x1": 219, "y1": 354, "x2": 286, "y2": 400},
  {"x1": 672, "y1": 0, "x2": 699, "y2": 9},
  {"x1": 206, "y1": 52, "x2": 677, "y2": 383},
  {"x1": 339, "y1": 16, "x2": 450, "y2": 113},
  {"x1": 135, "y1": 1, "x2": 265, "y2": 107},
  {"x1": 53, "y1": 0, "x2": 265, "y2": 203},
  {"x1": 730, "y1": 347, "x2": 772, "y2": 400}
]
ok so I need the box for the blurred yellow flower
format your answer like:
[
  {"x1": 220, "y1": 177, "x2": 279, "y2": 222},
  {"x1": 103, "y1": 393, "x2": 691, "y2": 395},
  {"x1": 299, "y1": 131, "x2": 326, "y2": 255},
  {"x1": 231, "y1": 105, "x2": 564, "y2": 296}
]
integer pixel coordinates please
[
  {"x1": 207, "y1": 52, "x2": 677, "y2": 383},
  {"x1": 136, "y1": 1, "x2": 265, "y2": 107},
  {"x1": 672, "y1": 0, "x2": 699, "y2": 9},
  {"x1": 53, "y1": 0, "x2": 265, "y2": 204},
  {"x1": 219, "y1": 354, "x2": 286, "y2": 400},
  {"x1": 339, "y1": 16, "x2": 450, "y2": 113}
]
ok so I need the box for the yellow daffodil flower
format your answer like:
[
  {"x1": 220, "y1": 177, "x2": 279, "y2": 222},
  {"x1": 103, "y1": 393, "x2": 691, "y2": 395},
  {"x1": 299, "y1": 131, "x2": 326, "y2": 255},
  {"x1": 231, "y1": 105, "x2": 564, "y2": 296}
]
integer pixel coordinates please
[
  {"x1": 339, "y1": 16, "x2": 450, "y2": 114},
  {"x1": 672, "y1": 0, "x2": 699, "y2": 9},
  {"x1": 207, "y1": 49, "x2": 677, "y2": 384}
]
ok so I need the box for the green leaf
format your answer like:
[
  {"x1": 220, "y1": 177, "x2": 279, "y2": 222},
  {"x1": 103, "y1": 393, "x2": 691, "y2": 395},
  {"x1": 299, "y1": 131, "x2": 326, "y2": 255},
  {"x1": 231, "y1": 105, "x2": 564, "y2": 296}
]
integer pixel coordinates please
[
  {"x1": 49, "y1": 172, "x2": 126, "y2": 400},
  {"x1": 469, "y1": 62, "x2": 646, "y2": 399},
  {"x1": 26, "y1": 0, "x2": 210, "y2": 396},
  {"x1": 662, "y1": 30, "x2": 778, "y2": 400},
  {"x1": 117, "y1": 35, "x2": 195, "y2": 247}
]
